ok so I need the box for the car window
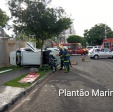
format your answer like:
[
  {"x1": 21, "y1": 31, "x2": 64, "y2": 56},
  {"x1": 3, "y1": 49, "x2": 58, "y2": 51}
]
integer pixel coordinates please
[
  {"x1": 98, "y1": 46, "x2": 101, "y2": 48},
  {"x1": 95, "y1": 49, "x2": 100, "y2": 52},
  {"x1": 104, "y1": 49, "x2": 109, "y2": 52},
  {"x1": 53, "y1": 46, "x2": 57, "y2": 48},
  {"x1": 101, "y1": 49, "x2": 104, "y2": 52}
]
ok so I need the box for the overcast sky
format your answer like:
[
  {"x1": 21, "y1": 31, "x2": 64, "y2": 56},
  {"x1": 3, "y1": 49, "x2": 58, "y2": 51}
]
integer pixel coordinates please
[
  {"x1": 1, "y1": 0, "x2": 113, "y2": 36},
  {"x1": 51, "y1": 0, "x2": 113, "y2": 36}
]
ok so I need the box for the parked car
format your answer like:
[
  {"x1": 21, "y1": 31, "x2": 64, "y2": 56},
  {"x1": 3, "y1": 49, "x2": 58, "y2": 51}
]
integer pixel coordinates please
[
  {"x1": 86, "y1": 46, "x2": 102, "y2": 51},
  {"x1": 86, "y1": 46, "x2": 94, "y2": 51},
  {"x1": 88, "y1": 48, "x2": 113, "y2": 59}
]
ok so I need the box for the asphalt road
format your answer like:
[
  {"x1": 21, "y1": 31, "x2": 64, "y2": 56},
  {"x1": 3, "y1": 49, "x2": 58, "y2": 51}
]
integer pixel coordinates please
[{"x1": 9, "y1": 55, "x2": 113, "y2": 112}]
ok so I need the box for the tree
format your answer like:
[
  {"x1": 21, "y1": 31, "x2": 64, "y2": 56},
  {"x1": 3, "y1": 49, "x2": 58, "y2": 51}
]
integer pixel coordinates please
[
  {"x1": 16, "y1": 33, "x2": 29, "y2": 40},
  {"x1": 0, "y1": 8, "x2": 9, "y2": 27},
  {"x1": 67, "y1": 35, "x2": 86, "y2": 47},
  {"x1": 67, "y1": 35, "x2": 82, "y2": 43},
  {"x1": 8, "y1": 0, "x2": 72, "y2": 67},
  {"x1": 81, "y1": 37, "x2": 86, "y2": 47},
  {"x1": 84, "y1": 23, "x2": 113, "y2": 45}
]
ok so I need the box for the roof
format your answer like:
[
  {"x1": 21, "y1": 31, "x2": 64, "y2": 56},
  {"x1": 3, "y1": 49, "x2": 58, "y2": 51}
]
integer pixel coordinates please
[{"x1": 103, "y1": 38, "x2": 113, "y2": 42}]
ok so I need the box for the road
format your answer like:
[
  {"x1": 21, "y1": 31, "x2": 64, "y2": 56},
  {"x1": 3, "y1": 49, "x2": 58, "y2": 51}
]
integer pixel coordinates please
[{"x1": 8, "y1": 55, "x2": 113, "y2": 112}]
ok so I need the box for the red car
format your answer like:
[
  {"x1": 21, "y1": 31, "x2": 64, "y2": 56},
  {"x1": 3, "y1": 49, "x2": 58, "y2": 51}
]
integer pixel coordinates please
[{"x1": 52, "y1": 43, "x2": 88, "y2": 55}]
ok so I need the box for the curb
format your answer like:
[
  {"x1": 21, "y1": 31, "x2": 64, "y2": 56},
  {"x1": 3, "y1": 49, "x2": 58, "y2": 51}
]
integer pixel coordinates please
[{"x1": 0, "y1": 71, "x2": 53, "y2": 112}]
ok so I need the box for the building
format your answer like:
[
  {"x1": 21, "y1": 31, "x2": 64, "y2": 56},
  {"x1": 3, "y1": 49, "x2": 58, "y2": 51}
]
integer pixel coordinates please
[
  {"x1": 60, "y1": 24, "x2": 76, "y2": 43},
  {"x1": 0, "y1": 27, "x2": 9, "y2": 38}
]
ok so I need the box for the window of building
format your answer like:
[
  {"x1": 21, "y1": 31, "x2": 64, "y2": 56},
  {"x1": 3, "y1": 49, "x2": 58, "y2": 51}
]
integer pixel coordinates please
[{"x1": 104, "y1": 42, "x2": 110, "y2": 48}]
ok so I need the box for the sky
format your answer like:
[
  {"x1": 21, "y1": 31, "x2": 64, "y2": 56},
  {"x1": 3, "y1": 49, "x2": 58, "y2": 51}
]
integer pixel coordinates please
[
  {"x1": 0, "y1": 0, "x2": 12, "y2": 35},
  {"x1": 1, "y1": 0, "x2": 113, "y2": 36}
]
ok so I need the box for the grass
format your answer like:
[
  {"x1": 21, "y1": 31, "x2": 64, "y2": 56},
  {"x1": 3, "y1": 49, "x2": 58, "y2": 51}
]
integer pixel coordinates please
[
  {"x1": 4, "y1": 66, "x2": 51, "y2": 88},
  {"x1": 0, "y1": 65, "x2": 22, "y2": 75},
  {"x1": 4, "y1": 74, "x2": 30, "y2": 88}
]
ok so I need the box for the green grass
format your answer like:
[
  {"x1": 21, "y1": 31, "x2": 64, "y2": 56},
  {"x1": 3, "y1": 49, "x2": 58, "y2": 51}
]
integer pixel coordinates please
[
  {"x1": 4, "y1": 67, "x2": 51, "y2": 88},
  {"x1": 37, "y1": 69, "x2": 51, "y2": 80},
  {"x1": 0, "y1": 65, "x2": 22, "y2": 75},
  {"x1": 4, "y1": 74, "x2": 30, "y2": 88}
]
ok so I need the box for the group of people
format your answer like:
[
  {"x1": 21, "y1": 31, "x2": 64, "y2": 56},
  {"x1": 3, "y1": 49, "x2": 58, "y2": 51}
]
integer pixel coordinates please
[{"x1": 49, "y1": 45, "x2": 71, "y2": 73}]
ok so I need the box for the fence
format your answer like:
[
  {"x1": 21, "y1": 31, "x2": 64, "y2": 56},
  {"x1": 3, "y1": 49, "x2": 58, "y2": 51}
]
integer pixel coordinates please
[
  {"x1": 0, "y1": 38, "x2": 28, "y2": 68},
  {"x1": 0, "y1": 39, "x2": 6, "y2": 67},
  {"x1": 0, "y1": 38, "x2": 50, "y2": 68}
]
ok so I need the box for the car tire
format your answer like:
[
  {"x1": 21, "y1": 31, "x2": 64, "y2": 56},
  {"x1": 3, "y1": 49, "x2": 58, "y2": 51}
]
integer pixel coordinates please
[
  {"x1": 90, "y1": 57, "x2": 94, "y2": 59},
  {"x1": 94, "y1": 55, "x2": 99, "y2": 60}
]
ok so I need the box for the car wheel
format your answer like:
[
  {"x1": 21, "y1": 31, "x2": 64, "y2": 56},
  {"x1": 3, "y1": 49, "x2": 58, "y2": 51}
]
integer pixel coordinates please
[
  {"x1": 90, "y1": 57, "x2": 93, "y2": 59},
  {"x1": 94, "y1": 55, "x2": 99, "y2": 60}
]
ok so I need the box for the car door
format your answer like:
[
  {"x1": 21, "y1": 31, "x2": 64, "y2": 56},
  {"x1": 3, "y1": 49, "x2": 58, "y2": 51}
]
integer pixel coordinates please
[
  {"x1": 99, "y1": 49, "x2": 106, "y2": 58},
  {"x1": 104, "y1": 48, "x2": 112, "y2": 58}
]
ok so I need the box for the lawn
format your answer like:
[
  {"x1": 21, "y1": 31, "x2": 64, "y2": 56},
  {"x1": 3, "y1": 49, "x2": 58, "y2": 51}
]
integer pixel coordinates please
[
  {"x1": 4, "y1": 66, "x2": 51, "y2": 88},
  {"x1": 0, "y1": 65, "x2": 22, "y2": 75}
]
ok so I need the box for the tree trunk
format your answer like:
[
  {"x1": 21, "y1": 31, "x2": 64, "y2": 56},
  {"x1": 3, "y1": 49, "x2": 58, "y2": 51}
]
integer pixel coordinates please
[{"x1": 40, "y1": 41, "x2": 44, "y2": 68}]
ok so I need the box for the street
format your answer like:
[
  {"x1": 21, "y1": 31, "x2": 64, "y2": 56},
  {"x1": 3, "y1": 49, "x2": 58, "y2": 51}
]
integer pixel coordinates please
[{"x1": 8, "y1": 55, "x2": 113, "y2": 112}]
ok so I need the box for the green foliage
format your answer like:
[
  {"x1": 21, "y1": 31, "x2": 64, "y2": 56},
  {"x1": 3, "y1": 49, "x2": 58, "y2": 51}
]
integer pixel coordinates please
[
  {"x1": 81, "y1": 37, "x2": 86, "y2": 47},
  {"x1": 84, "y1": 23, "x2": 113, "y2": 45},
  {"x1": 8, "y1": 0, "x2": 72, "y2": 67},
  {"x1": 8, "y1": 0, "x2": 72, "y2": 41},
  {"x1": 0, "y1": 66, "x2": 22, "y2": 75},
  {"x1": 16, "y1": 33, "x2": 29, "y2": 40},
  {"x1": 36, "y1": 40, "x2": 41, "y2": 48},
  {"x1": 4, "y1": 74, "x2": 31, "y2": 88},
  {"x1": 4, "y1": 67, "x2": 51, "y2": 88},
  {"x1": 67, "y1": 35, "x2": 82, "y2": 43},
  {"x1": 0, "y1": 8, "x2": 9, "y2": 27},
  {"x1": 39, "y1": 65, "x2": 50, "y2": 71},
  {"x1": 0, "y1": 65, "x2": 21, "y2": 71},
  {"x1": 67, "y1": 35, "x2": 86, "y2": 47}
]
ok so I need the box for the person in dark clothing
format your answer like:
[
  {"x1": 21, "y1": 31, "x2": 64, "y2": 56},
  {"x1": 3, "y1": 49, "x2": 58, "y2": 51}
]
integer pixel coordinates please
[
  {"x1": 49, "y1": 52, "x2": 57, "y2": 72},
  {"x1": 63, "y1": 46, "x2": 71, "y2": 73},
  {"x1": 59, "y1": 48, "x2": 64, "y2": 70}
]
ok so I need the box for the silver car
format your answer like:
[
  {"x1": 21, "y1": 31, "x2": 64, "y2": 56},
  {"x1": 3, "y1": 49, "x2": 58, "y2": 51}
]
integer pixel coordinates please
[
  {"x1": 88, "y1": 48, "x2": 113, "y2": 59},
  {"x1": 86, "y1": 46, "x2": 102, "y2": 51}
]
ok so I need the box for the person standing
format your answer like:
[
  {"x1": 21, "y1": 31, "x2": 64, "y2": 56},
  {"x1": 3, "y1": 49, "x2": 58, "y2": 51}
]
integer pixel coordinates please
[
  {"x1": 58, "y1": 47, "x2": 64, "y2": 70},
  {"x1": 63, "y1": 46, "x2": 71, "y2": 73},
  {"x1": 49, "y1": 52, "x2": 57, "y2": 72}
]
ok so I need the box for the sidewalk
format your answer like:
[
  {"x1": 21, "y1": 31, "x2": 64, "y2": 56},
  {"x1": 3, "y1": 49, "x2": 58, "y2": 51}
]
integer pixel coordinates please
[{"x1": 0, "y1": 68, "x2": 52, "y2": 112}]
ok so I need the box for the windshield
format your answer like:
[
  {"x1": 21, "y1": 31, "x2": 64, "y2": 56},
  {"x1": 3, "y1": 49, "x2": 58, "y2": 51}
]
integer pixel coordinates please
[{"x1": 87, "y1": 46, "x2": 93, "y2": 49}]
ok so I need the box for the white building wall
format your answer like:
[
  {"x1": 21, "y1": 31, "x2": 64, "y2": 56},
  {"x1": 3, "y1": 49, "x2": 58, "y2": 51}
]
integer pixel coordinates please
[{"x1": 60, "y1": 24, "x2": 76, "y2": 43}]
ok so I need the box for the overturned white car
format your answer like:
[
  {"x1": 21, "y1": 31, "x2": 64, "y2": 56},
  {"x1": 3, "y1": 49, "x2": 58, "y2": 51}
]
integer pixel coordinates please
[{"x1": 10, "y1": 42, "x2": 60, "y2": 66}]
